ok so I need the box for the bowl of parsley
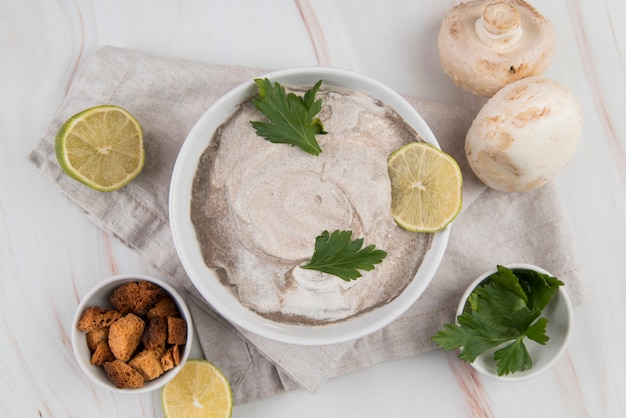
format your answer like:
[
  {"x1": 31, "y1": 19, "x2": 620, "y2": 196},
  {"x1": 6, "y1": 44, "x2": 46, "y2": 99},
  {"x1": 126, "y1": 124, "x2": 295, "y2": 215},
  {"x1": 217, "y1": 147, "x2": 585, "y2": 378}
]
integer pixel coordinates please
[{"x1": 432, "y1": 264, "x2": 574, "y2": 381}]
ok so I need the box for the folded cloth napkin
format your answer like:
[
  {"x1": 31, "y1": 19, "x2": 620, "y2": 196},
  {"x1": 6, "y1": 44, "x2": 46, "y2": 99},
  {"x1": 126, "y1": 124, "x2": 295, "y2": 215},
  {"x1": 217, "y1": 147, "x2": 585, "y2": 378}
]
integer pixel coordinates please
[{"x1": 29, "y1": 46, "x2": 585, "y2": 404}]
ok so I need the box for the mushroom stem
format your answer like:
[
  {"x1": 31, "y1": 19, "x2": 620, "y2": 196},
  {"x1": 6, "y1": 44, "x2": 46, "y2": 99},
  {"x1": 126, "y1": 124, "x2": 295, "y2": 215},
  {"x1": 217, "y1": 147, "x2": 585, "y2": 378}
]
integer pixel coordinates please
[{"x1": 475, "y1": 2, "x2": 523, "y2": 50}]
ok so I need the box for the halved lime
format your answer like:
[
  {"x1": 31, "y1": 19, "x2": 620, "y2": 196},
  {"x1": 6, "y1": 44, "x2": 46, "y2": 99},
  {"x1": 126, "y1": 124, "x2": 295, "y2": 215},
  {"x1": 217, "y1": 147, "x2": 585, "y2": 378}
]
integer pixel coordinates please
[
  {"x1": 162, "y1": 359, "x2": 233, "y2": 418},
  {"x1": 55, "y1": 105, "x2": 144, "y2": 192},
  {"x1": 388, "y1": 142, "x2": 462, "y2": 233}
]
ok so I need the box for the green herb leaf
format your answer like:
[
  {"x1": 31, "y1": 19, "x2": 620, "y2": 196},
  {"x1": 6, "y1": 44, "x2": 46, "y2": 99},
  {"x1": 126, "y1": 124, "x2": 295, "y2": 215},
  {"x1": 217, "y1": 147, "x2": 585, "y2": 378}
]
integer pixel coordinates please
[
  {"x1": 431, "y1": 265, "x2": 564, "y2": 376},
  {"x1": 515, "y1": 268, "x2": 564, "y2": 311},
  {"x1": 490, "y1": 265, "x2": 528, "y2": 303},
  {"x1": 432, "y1": 312, "x2": 516, "y2": 363},
  {"x1": 493, "y1": 338, "x2": 533, "y2": 376},
  {"x1": 525, "y1": 317, "x2": 549, "y2": 345},
  {"x1": 469, "y1": 281, "x2": 527, "y2": 332},
  {"x1": 301, "y1": 230, "x2": 387, "y2": 281},
  {"x1": 501, "y1": 307, "x2": 541, "y2": 334},
  {"x1": 250, "y1": 78, "x2": 327, "y2": 156}
]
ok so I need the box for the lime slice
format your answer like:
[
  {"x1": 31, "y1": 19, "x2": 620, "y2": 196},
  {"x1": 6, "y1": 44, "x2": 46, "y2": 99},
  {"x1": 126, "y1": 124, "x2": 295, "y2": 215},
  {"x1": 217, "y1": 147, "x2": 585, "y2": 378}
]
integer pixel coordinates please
[
  {"x1": 388, "y1": 142, "x2": 462, "y2": 233},
  {"x1": 162, "y1": 359, "x2": 233, "y2": 418},
  {"x1": 54, "y1": 105, "x2": 144, "y2": 192}
]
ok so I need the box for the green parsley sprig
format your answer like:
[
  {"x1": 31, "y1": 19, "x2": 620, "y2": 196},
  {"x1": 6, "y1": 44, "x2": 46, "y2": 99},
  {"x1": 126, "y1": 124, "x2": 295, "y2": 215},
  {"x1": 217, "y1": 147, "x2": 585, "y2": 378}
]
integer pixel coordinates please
[
  {"x1": 250, "y1": 78, "x2": 327, "y2": 156},
  {"x1": 432, "y1": 265, "x2": 564, "y2": 376},
  {"x1": 301, "y1": 230, "x2": 387, "y2": 281}
]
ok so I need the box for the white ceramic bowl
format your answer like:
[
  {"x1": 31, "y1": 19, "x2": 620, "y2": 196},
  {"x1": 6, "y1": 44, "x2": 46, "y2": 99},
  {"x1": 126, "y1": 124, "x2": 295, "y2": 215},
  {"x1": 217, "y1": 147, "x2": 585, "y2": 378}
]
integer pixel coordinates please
[
  {"x1": 169, "y1": 66, "x2": 450, "y2": 345},
  {"x1": 456, "y1": 263, "x2": 573, "y2": 382},
  {"x1": 71, "y1": 274, "x2": 193, "y2": 394}
]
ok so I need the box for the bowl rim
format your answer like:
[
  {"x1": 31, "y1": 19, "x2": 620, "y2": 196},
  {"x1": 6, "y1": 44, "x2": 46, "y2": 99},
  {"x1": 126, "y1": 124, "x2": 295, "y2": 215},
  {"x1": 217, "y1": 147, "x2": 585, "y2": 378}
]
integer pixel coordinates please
[
  {"x1": 455, "y1": 263, "x2": 574, "y2": 382},
  {"x1": 71, "y1": 273, "x2": 193, "y2": 394},
  {"x1": 169, "y1": 66, "x2": 450, "y2": 345}
]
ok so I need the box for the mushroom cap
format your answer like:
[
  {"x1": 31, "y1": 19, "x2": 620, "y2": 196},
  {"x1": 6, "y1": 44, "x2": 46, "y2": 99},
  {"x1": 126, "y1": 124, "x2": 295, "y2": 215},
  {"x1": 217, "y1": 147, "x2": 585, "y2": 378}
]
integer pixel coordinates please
[
  {"x1": 438, "y1": 0, "x2": 556, "y2": 97},
  {"x1": 465, "y1": 76, "x2": 582, "y2": 192}
]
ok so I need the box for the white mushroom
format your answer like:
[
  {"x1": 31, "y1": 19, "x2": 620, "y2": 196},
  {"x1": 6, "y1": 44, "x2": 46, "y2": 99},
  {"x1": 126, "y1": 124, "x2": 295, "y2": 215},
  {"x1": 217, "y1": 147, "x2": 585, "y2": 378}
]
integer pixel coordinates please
[
  {"x1": 465, "y1": 76, "x2": 582, "y2": 192},
  {"x1": 438, "y1": 0, "x2": 556, "y2": 97}
]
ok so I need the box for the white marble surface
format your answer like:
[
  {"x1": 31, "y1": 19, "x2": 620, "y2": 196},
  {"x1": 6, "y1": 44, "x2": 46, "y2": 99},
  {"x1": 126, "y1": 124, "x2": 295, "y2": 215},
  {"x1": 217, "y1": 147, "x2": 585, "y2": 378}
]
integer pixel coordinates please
[{"x1": 1, "y1": 0, "x2": 625, "y2": 416}]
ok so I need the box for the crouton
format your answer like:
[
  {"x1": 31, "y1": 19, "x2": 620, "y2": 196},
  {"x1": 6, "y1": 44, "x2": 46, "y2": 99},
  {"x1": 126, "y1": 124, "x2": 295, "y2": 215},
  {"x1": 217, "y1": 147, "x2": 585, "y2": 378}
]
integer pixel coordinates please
[
  {"x1": 109, "y1": 281, "x2": 164, "y2": 315},
  {"x1": 166, "y1": 316, "x2": 187, "y2": 345},
  {"x1": 77, "y1": 306, "x2": 121, "y2": 332},
  {"x1": 160, "y1": 345, "x2": 180, "y2": 372},
  {"x1": 108, "y1": 313, "x2": 145, "y2": 362},
  {"x1": 128, "y1": 349, "x2": 164, "y2": 380},
  {"x1": 103, "y1": 360, "x2": 144, "y2": 389},
  {"x1": 90, "y1": 340, "x2": 115, "y2": 366},
  {"x1": 85, "y1": 327, "x2": 109, "y2": 352},
  {"x1": 147, "y1": 295, "x2": 180, "y2": 319},
  {"x1": 142, "y1": 316, "x2": 167, "y2": 350},
  {"x1": 77, "y1": 279, "x2": 188, "y2": 390}
]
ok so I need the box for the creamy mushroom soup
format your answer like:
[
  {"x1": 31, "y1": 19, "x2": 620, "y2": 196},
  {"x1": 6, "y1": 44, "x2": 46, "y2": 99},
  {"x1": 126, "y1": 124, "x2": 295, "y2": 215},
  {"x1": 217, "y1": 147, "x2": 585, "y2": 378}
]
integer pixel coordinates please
[{"x1": 190, "y1": 86, "x2": 433, "y2": 325}]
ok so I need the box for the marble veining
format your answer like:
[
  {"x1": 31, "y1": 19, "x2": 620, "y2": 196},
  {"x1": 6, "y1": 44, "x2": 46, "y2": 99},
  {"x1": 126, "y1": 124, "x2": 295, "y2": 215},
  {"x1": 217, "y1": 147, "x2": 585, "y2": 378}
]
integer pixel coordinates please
[
  {"x1": 567, "y1": 0, "x2": 626, "y2": 187},
  {"x1": 296, "y1": 0, "x2": 332, "y2": 66}
]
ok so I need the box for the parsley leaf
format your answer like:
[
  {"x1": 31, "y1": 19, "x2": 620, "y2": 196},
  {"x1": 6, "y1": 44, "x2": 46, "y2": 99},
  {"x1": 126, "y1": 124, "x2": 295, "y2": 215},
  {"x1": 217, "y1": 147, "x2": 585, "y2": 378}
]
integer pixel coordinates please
[
  {"x1": 493, "y1": 338, "x2": 533, "y2": 375},
  {"x1": 525, "y1": 317, "x2": 549, "y2": 345},
  {"x1": 301, "y1": 230, "x2": 387, "y2": 281},
  {"x1": 250, "y1": 78, "x2": 327, "y2": 156},
  {"x1": 502, "y1": 307, "x2": 542, "y2": 335},
  {"x1": 432, "y1": 312, "x2": 516, "y2": 363},
  {"x1": 469, "y1": 281, "x2": 527, "y2": 332},
  {"x1": 490, "y1": 265, "x2": 528, "y2": 303},
  {"x1": 431, "y1": 265, "x2": 563, "y2": 376},
  {"x1": 516, "y1": 268, "x2": 564, "y2": 311}
]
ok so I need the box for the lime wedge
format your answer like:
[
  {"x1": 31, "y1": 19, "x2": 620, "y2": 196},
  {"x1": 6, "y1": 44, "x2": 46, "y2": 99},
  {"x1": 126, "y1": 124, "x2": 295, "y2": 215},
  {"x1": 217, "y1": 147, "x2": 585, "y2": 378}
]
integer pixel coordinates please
[
  {"x1": 162, "y1": 359, "x2": 233, "y2": 418},
  {"x1": 54, "y1": 105, "x2": 144, "y2": 192},
  {"x1": 388, "y1": 142, "x2": 462, "y2": 233}
]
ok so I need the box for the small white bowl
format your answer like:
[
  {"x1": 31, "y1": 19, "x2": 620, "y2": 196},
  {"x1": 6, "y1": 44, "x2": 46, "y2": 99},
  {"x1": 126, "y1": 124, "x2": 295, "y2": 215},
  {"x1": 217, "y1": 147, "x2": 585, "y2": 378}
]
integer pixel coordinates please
[
  {"x1": 71, "y1": 274, "x2": 193, "y2": 394},
  {"x1": 169, "y1": 66, "x2": 450, "y2": 345},
  {"x1": 456, "y1": 263, "x2": 573, "y2": 382}
]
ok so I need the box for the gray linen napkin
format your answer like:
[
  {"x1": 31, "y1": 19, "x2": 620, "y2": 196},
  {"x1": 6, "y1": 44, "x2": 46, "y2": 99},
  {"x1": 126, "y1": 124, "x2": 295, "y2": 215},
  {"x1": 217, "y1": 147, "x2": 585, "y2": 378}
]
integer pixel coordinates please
[{"x1": 28, "y1": 46, "x2": 584, "y2": 404}]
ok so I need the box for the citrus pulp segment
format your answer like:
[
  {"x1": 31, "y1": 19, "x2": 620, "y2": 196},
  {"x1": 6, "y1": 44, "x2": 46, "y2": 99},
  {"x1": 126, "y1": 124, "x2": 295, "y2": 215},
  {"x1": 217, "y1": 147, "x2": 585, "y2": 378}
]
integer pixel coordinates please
[
  {"x1": 388, "y1": 142, "x2": 462, "y2": 233},
  {"x1": 54, "y1": 105, "x2": 144, "y2": 192},
  {"x1": 162, "y1": 359, "x2": 233, "y2": 418}
]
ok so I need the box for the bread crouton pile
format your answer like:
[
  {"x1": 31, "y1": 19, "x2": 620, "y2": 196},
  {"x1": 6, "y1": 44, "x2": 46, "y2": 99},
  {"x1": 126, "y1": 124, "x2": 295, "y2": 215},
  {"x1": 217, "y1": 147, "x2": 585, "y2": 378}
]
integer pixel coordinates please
[{"x1": 76, "y1": 280, "x2": 188, "y2": 389}]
